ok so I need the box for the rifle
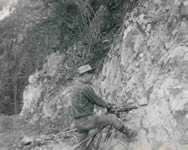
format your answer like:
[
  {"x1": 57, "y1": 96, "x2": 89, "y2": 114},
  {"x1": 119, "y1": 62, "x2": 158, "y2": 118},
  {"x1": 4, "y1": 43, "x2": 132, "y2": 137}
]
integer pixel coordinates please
[{"x1": 108, "y1": 104, "x2": 147, "y2": 114}]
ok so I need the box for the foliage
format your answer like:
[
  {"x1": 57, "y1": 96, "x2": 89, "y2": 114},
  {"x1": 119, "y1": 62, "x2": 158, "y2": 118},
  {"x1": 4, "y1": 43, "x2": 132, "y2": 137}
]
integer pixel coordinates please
[{"x1": 0, "y1": 0, "x2": 139, "y2": 115}]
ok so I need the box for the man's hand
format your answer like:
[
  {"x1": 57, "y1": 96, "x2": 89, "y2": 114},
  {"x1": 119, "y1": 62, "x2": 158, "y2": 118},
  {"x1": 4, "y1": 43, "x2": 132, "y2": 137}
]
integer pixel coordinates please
[
  {"x1": 107, "y1": 104, "x2": 118, "y2": 113},
  {"x1": 106, "y1": 103, "x2": 119, "y2": 113},
  {"x1": 106, "y1": 102, "x2": 114, "y2": 109},
  {"x1": 107, "y1": 104, "x2": 121, "y2": 118}
]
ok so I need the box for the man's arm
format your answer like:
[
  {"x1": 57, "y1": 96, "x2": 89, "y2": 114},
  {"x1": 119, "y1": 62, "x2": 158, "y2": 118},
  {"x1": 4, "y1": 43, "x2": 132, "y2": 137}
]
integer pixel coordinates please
[{"x1": 82, "y1": 86, "x2": 109, "y2": 108}]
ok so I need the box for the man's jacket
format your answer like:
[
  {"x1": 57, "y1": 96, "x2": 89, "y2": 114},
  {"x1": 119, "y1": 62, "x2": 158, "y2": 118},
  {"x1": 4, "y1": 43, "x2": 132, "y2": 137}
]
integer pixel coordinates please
[{"x1": 71, "y1": 81, "x2": 108, "y2": 119}]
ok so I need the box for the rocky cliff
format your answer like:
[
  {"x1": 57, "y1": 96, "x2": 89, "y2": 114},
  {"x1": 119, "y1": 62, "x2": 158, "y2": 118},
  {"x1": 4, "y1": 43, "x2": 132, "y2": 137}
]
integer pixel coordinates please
[
  {"x1": 0, "y1": 0, "x2": 127, "y2": 114},
  {"x1": 20, "y1": 0, "x2": 188, "y2": 150}
]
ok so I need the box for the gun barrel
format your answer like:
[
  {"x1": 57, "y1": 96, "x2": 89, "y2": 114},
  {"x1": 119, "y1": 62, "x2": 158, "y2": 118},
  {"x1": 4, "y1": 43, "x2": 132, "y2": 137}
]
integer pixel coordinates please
[
  {"x1": 115, "y1": 104, "x2": 147, "y2": 112},
  {"x1": 108, "y1": 104, "x2": 147, "y2": 114},
  {"x1": 117, "y1": 106, "x2": 138, "y2": 112}
]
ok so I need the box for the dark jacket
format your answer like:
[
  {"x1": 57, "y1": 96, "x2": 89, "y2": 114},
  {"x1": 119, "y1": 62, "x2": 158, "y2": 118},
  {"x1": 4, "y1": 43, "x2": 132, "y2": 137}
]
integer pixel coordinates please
[{"x1": 71, "y1": 81, "x2": 108, "y2": 119}]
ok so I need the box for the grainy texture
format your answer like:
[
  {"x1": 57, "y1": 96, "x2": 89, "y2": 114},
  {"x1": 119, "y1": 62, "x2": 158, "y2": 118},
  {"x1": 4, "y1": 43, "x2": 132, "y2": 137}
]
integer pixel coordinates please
[{"x1": 20, "y1": 0, "x2": 188, "y2": 150}]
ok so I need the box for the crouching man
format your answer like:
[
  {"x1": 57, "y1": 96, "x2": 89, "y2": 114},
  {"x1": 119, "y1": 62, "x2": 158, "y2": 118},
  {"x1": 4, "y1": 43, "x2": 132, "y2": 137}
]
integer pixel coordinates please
[{"x1": 71, "y1": 64, "x2": 137, "y2": 150}]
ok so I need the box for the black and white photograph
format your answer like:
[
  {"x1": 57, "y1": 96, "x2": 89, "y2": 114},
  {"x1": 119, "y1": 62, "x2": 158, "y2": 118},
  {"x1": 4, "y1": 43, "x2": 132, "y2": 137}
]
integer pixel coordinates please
[{"x1": 0, "y1": 0, "x2": 188, "y2": 150}]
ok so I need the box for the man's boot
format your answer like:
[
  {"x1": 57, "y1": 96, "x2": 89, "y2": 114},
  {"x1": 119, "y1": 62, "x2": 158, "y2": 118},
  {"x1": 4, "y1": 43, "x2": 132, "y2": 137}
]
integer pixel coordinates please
[{"x1": 118, "y1": 126, "x2": 137, "y2": 142}]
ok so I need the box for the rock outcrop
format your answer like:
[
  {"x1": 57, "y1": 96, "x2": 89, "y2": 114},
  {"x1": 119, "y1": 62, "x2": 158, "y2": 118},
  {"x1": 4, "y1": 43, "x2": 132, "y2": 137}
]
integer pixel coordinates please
[{"x1": 21, "y1": 0, "x2": 188, "y2": 150}]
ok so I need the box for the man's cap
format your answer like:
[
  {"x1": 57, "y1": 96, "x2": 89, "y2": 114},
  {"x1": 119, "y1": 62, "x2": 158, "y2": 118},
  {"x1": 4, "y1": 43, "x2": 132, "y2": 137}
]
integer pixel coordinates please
[{"x1": 78, "y1": 64, "x2": 94, "y2": 75}]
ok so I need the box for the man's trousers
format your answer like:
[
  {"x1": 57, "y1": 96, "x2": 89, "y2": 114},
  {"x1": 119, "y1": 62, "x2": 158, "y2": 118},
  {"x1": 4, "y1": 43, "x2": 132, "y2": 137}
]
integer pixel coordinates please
[{"x1": 74, "y1": 114, "x2": 124, "y2": 150}]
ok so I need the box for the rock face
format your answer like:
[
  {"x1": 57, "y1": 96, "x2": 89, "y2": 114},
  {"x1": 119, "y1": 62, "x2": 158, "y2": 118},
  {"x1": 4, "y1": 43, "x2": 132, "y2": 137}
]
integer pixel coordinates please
[
  {"x1": 21, "y1": 0, "x2": 188, "y2": 150},
  {"x1": 21, "y1": 52, "x2": 73, "y2": 129}
]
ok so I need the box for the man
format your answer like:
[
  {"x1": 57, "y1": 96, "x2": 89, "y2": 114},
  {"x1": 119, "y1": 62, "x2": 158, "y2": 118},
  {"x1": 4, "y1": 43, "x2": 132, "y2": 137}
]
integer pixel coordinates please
[{"x1": 71, "y1": 64, "x2": 137, "y2": 150}]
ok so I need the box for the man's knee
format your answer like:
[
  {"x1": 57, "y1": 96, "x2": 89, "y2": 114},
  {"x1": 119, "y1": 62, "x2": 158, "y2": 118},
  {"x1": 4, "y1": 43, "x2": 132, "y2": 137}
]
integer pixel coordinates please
[
  {"x1": 96, "y1": 114, "x2": 123, "y2": 129},
  {"x1": 96, "y1": 114, "x2": 113, "y2": 126},
  {"x1": 104, "y1": 114, "x2": 123, "y2": 129},
  {"x1": 105, "y1": 114, "x2": 119, "y2": 122},
  {"x1": 100, "y1": 114, "x2": 120, "y2": 125}
]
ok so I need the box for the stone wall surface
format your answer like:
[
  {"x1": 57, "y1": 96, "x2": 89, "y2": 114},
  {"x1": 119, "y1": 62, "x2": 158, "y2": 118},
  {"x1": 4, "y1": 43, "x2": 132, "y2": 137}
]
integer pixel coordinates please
[
  {"x1": 20, "y1": 0, "x2": 188, "y2": 149},
  {"x1": 94, "y1": 0, "x2": 188, "y2": 149}
]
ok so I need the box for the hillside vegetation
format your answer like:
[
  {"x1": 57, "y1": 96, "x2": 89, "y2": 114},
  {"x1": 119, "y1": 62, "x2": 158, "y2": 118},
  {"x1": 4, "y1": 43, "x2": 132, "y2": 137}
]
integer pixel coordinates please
[{"x1": 0, "y1": 0, "x2": 137, "y2": 115}]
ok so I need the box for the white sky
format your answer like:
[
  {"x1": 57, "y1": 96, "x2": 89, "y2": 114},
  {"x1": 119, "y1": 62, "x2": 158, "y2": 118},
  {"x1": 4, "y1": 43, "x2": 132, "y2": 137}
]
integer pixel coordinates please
[{"x1": 0, "y1": 0, "x2": 17, "y2": 21}]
